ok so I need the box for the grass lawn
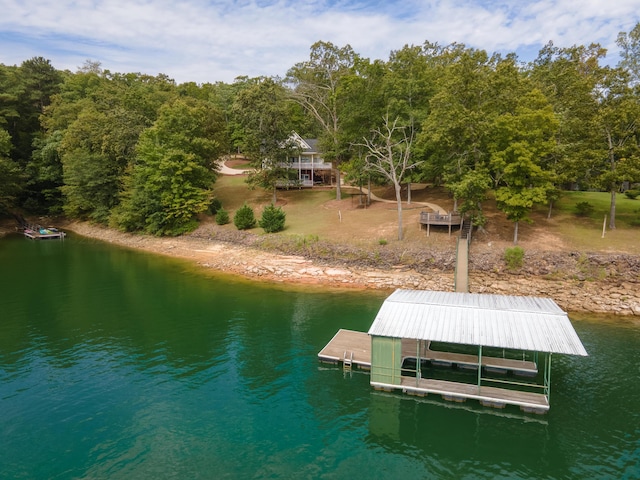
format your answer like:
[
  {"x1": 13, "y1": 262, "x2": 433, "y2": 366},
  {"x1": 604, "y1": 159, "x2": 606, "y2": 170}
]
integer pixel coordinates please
[
  {"x1": 554, "y1": 191, "x2": 640, "y2": 227},
  {"x1": 210, "y1": 175, "x2": 639, "y2": 255}
]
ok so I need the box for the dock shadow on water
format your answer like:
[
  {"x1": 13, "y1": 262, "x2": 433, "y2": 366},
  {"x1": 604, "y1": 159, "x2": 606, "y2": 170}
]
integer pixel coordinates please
[{"x1": 0, "y1": 233, "x2": 638, "y2": 479}]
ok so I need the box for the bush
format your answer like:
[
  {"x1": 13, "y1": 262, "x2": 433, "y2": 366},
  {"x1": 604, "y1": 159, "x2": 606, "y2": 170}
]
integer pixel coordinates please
[
  {"x1": 233, "y1": 203, "x2": 256, "y2": 230},
  {"x1": 575, "y1": 201, "x2": 594, "y2": 217},
  {"x1": 215, "y1": 208, "x2": 229, "y2": 225},
  {"x1": 209, "y1": 197, "x2": 222, "y2": 214},
  {"x1": 378, "y1": 238, "x2": 388, "y2": 245},
  {"x1": 624, "y1": 189, "x2": 639, "y2": 200},
  {"x1": 259, "y1": 204, "x2": 286, "y2": 233},
  {"x1": 504, "y1": 246, "x2": 524, "y2": 270}
]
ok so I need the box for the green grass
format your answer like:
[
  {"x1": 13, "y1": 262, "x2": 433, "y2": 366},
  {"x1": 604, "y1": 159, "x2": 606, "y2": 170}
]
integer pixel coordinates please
[{"x1": 554, "y1": 191, "x2": 640, "y2": 228}]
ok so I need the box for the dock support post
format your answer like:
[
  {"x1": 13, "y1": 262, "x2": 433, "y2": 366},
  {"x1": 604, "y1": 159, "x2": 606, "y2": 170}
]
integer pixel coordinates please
[
  {"x1": 545, "y1": 353, "x2": 552, "y2": 404},
  {"x1": 477, "y1": 346, "x2": 483, "y2": 389}
]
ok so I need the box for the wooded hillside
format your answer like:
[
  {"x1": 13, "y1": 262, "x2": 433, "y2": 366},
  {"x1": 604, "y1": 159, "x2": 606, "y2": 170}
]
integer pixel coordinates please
[{"x1": 1, "y1": 25, "x2": 639, "y2": 237}]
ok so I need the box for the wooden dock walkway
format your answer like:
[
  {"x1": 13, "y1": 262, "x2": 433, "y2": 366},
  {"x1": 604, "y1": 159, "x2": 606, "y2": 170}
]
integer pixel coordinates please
[
  {"x1": 317, "y1": 329, "x2": 371, "y2": 369},
  {"x1": 398, "y1": 377, "x2": 549, "y2": 412},
  {"x1": 455, "y1": 237, "x2": 469, "y2": 293},
  {"x1": 401, "y1": 341, "x2": 538, "y2": 375}
]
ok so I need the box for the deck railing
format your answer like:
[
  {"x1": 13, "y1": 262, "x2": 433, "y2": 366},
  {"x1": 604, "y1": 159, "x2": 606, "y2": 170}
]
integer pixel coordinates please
[{"x1": 286, "y1": 161, "x2": 333, "y2": 170}]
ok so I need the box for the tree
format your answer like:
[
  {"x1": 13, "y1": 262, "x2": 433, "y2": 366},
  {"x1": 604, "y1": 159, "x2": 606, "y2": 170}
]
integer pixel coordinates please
[
  {"x1": 0, "y1": 129, "x2": 23, "y2": 214},
  {"x1": 617, "y1": 22, "x2": 640, "y2": 86},
  {"x1": 528, "y1": 42, "x2": 605, "y2": 202},
  {"x1": 232, "y1": 77, "x2": 299, "y2": 203},
  {"x1": 234, "y1": 203, "x2": 256, "y2": 230},
  {"x1": 491, "y1": 89, "x2": 558, "y2": 244},
  {"x1": 12, "y1": 57, "x2": 62, "y2": 164},
  {"x1": 259, "y1": 203, "x2": 286, "y2": 233},
  {"x1": 357, "y1": 114, "x2": 420, "y2": 240},
  {"x1": 59, "y1": 107, "x2": 124, "y2": 222},
  {"x1": 418, "y1": 47, "x2": 497, "y2": 222},
  {"x1": 590, "y1": 67, "x2": 640, "y2": 229},
  {"x1": 287, "y1": 41, "x2": 359, "y2": 200},
  {"x1": 112, "y1": 98, "x2": 224, "y2": 235}
]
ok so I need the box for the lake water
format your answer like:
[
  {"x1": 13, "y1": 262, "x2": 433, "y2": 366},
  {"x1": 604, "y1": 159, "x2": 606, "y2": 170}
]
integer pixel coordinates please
[{"x1": 1, "y1": 233, "x2": 638, "y2": 479}]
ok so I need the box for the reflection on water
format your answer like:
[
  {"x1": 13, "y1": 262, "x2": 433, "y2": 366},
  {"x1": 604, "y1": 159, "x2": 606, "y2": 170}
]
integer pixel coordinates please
[{"x1": 0, "y1": 234, "x2": 638, "y2": 479}]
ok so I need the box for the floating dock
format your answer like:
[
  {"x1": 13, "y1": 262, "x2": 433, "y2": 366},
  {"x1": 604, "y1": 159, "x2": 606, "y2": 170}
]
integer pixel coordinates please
[
  {"x1": 23, "y1": 226, "x2": 66, "y2": 240},
  {"x1": 319, "y1": 290, "x2": 588, "y2": 414},
  {"x1": 317, "y1": 329, "x2": 371, "y2": 370},
  {"x1": 319, "y1": 331, "x2": 548, "y2": 413}
]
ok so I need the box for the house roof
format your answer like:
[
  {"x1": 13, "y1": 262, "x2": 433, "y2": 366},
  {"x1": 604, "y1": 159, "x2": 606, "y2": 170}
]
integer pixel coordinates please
[
  {"x1": 288, "y1": 131, "x2": 319, "y2": 153},
  {"x1": 367, "y1": 289, "x2": 588, "y2": 356},
  {"x1": 303, "y1": 138, "x2": 319, "y2": 153}
]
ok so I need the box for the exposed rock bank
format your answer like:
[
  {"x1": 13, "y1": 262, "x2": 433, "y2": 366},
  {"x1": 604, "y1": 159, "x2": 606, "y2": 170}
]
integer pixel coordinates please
[{"x1": 39, "y1": 222, "x2": 640, "y2": 317}]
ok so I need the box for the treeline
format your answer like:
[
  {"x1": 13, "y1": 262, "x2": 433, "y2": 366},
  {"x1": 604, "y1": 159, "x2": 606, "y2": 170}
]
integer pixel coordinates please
[{"x1": 1, "y1": 24, "x2": 640, "y2": 236}]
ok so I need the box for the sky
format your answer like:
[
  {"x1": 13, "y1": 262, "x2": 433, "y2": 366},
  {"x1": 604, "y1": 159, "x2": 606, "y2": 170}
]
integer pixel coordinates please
[{"x1": 1, "y1": 0, "x2": 639, "y2": 84}]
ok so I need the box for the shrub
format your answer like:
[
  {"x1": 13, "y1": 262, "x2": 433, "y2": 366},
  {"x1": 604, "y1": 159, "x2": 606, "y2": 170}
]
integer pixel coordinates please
[
  {"x1": 504, "y1": 246, "x2": 524, "y2": 270},
  {"x1": 624, "y1": 189, "x2": 639, "y2": 200},
  {"x1": 209, "y1": 197, "x2": 222, "y2": 214},
  {"x1": 233, "y1": 203, "x2": 256, "y2": 230},
  {"x1": 575, "y1": 201, "x2": 594, "y2": 217},
  {"x1": 215, "y1": 208, "x2": 229, "y2": 225},
  {"x1": 259, "y1": 204, "x2": 286, "y2": 233},
  {"x1": 378, "y1": 238, "x2": 388, "y2": 245}
]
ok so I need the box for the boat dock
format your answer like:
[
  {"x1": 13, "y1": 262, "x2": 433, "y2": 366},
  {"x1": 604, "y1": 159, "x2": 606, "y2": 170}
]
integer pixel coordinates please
[
  {"x1": 319, "y1": 330, "x2": 548, "y2": 413},
  {"x1": 317, "y1": 329, "x2": 371, "y2": 369},
  {"x1": 23, "y1": 225, "x2": 66, "y2": 240}
]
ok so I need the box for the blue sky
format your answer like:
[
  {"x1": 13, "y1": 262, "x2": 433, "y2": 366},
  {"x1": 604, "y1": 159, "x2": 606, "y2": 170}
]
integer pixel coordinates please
[{"x1": 1, "y1": 0, "x2": 638, "y2": 84}]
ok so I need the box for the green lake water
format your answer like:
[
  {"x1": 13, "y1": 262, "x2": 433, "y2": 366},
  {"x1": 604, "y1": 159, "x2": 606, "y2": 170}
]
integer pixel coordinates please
[{"x1": 0, "y1": 233, "x2": 638, "y2": 479}]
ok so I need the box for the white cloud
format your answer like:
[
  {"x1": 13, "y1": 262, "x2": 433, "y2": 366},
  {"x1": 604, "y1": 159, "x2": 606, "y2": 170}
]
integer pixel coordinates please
[{"x1": 0, "y1": 0, "x2": 637, "y2": 83}]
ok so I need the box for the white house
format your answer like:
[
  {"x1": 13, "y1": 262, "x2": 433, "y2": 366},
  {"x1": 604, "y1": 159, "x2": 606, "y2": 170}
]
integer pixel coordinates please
[{"x1": 284, "y1": 132, "x2": 334, "y2": 187}]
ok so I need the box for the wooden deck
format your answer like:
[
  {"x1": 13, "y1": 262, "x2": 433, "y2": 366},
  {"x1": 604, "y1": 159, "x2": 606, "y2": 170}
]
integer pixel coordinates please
[
  {"x1": 317, "y1": 329, "x2": 371, "y2": 369},
  {"x1": 419, "y1": 211, "x2": 462, "y2": 226},
  {"x1": 401, "y1": 341, "x2": 538, "y2": 375},
  {"x1": 420, "y1": 212, "x2": 462, "y2": 237},
  {"x1": 396, "y1": 377, "x2": 549, "y2": 412}
]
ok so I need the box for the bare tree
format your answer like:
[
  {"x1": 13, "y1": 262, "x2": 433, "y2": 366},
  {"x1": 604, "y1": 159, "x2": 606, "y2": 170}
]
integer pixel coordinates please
[{"x1": 357, "y1": 115, "x2": 421, "y2": 240}]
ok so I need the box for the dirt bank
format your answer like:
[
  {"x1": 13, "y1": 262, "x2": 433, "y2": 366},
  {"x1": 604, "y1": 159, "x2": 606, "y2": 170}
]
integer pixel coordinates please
[{"x1": 57, "y1": 221, "x2": 640, "y2": 317}]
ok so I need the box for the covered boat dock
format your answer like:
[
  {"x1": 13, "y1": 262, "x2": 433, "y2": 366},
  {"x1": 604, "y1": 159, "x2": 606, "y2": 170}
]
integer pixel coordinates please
[
  {"x1": 368, "y1": 290, "x2": 588, "y2": 413},
  {"x1": 319, "y1": 289, "x2": 588, "y2": 413}
]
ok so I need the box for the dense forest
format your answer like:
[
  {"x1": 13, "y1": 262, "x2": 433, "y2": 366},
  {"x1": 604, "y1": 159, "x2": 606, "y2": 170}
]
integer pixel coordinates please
[{"x1": 1, "y1": 24, "x2": 640, "y2": 236}]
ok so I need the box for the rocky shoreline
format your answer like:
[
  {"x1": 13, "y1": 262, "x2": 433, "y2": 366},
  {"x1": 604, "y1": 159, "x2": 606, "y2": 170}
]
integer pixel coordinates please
[{"x1": 50, "y1": 221, "x2": 639, "y2": 317}]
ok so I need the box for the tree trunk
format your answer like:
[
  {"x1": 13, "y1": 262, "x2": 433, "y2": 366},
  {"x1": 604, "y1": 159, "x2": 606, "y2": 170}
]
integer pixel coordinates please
[
  {"x1": 547, "y1": 201, "x2": 553, "y2": 219},
  {"x1": 335, "y1": 167, "x2": 342, "y2": 200},
  {"x1": 453, "y1": 197, "x2": 458, "y2": 213},
  {"x1": 407, "y1": 182, "x2": 411, "y2": 204},
  {"x1": 395, "y1": 181, "x2": 404, "y2": 240},
  {"x1": 513, "y1": 220, "x2": 519, "y2": 245},
  {"x1": 607, "y1": 130, "x2": 616, "y2": 230},
  {"x1": 609, "y1": 189, "x2": 616, "y2": 230},
  {"x1": 367, "y1": 177, "x2": 371, "y2": 204}
]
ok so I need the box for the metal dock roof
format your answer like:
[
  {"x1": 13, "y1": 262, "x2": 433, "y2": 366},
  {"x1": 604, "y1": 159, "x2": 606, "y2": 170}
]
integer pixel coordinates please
[{"x1": 368, "y1": 290, "x2": 588, "y2": 356}]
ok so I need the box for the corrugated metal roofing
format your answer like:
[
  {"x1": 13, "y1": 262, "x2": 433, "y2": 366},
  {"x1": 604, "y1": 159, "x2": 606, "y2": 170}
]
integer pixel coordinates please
[{"x1": 367, "y1": 290, "x2": 588, "y2": 356}]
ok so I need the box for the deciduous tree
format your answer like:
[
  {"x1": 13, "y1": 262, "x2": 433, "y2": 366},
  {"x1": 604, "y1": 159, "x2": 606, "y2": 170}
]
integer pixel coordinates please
[
  {"x1": 357, "y1": 114, "x2": 420, "y2": 240},
  {"x1": 287, "y1": 41, "x2": 359, "y2": 200}
]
